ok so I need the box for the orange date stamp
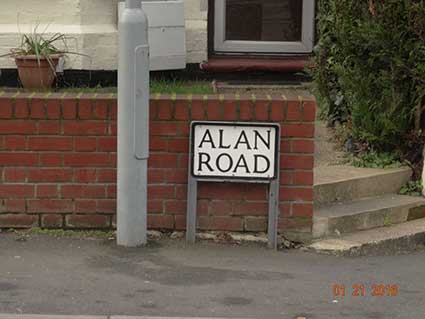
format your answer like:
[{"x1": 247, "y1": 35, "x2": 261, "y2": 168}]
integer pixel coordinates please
[{"x1": 333, "y1": 284, "x2": 398, "y2": 297}]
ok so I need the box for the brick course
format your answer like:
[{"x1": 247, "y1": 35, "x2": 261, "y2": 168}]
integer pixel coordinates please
[{"x1": 0, "y1": 92, "x2": 315, "y2": 242}]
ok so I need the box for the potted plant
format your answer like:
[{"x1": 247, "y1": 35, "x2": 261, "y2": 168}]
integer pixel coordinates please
[{"x1": 2, "y1": 26, "x2": 78, "y2": 90}]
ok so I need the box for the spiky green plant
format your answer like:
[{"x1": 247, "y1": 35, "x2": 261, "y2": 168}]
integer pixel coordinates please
[{"x1": 2, "y1": 24, "x2": 86, "y2": 72}]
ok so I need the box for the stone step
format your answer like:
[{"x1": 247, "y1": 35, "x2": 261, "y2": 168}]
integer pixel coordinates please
[
  {"x1": 314, "y1": 165, "x2": 412, "y2": 207},
  {"x1": 313, "y1": 194, "x2": 425, "y2": 239},
  {"x1": 308, "y1": 218, "x2": 425, "y2": 256}
]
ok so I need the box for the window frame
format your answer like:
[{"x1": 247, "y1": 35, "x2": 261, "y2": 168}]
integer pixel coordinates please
[{"x1": 213, "y1": 0, "x2": 315, "y2": 54}]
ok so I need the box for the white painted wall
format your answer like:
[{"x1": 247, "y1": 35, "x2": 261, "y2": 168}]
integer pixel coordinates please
[
  {"x1": 0, "y1": 0, "x2": 208, "y2": 70},
  {"x1": 184, "y1": 0, "x2": 208, "y2": 63}
]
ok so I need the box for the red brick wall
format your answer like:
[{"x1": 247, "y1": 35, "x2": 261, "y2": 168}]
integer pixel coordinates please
[{"x1": 0, "y1": 92, "x2": 315, "y2": 242}]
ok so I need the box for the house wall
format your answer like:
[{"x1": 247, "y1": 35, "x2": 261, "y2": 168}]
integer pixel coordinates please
[
  {"x1": 0, "y1": 92, "x2": 316, "y2": 243},
  {"x1": 184, "y1": 0, "x2": 208, "y2": 64},
  {"x1": 0, "y1": 0, "x2": 208, "y2": 70}
]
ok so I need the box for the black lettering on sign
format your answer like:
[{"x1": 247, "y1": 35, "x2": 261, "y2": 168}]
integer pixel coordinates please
[
  {"x1": 254, "y1": 130, "x2": 271, "y2": 150},
  {"x1": 216, "y1": 153, "x2": 233, "y2": 173},
  {"x1": 198, "y1": 153, "x2": 213, "y2": 172},
  {"x1": 233, "y1": 155, "x2": 250, "y2": 174},
  {"x1": 218, "y1": 129, "x2": 231, "y2": 149},
  {"x1": 234, "y1": 131, "x2": 252, "y2": 150},
  {"x1": 254, "y1": 155, "x2": 271, "y2": 174},
  {"x1": 198, "y1": 129, "x2": 216, "y2": 149}
]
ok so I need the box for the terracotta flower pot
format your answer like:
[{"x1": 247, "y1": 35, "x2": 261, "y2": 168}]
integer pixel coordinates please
[{"x1": 15, "y1": 55, "x2": 61, "y2": 90}]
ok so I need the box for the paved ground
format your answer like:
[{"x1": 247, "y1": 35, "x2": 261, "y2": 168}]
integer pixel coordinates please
[{"x1": 0, "y1": 233, "x2": 424, "y2": 319}]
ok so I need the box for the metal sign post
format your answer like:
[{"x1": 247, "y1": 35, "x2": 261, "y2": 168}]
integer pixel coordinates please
[
  {"x1": 422, "y1": 146, "x2": 425, "y2": 197},
  {"x1": 186, "y1": 122, "x2": 281, "y2": 249},
  {"x1": 117, "y1": 0, "x2": 150, "y2": 247}
]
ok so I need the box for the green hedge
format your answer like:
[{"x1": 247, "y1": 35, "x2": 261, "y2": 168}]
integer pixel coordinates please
[{"x1": 313, "y1": 0, "x2": 425, "y2": 152}]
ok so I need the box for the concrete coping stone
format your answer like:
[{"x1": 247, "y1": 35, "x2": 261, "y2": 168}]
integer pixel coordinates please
[{"x1": 0, "y1": 91, "x2": 316, "y2": 102}]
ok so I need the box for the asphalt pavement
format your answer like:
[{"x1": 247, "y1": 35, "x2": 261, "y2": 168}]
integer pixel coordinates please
[{"x1": 0, "y1": 232, "x2": 424, "y2": 319}]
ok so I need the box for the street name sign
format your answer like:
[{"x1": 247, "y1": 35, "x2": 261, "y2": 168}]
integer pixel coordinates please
[
  {"x1": 191, "y1": 122, "x2": 279, "y2": 180},
  {"x1": 187, "y1": 121, "x2": 281, "y2": 249}
]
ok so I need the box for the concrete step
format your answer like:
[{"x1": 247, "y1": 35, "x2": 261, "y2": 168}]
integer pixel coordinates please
[
  {"x1": 313, "y1": 194, "x2": 425, "y2": 238},
  {"x1": 314, "y1": 121, "x2": 346, "y2": 167},
  {"x1": 314, "y1": 165, "x2": 412, "y2": 207},
  {"x1": 308, "y1": 218, "x2": 425, "y2": 256}
]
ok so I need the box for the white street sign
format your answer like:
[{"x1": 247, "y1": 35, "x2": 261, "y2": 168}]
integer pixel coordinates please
[{"x1": 191, "y1": 122, "x2": 279, "y2": 180}]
